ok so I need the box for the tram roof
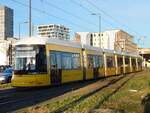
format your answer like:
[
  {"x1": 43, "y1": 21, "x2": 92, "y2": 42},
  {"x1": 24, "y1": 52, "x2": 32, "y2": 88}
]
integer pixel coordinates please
[
  {"x1": 15, "y1": 37, "x2": 141, "y2": 58},
  {"x1": 46, "y1": 37, "x2": 82, "y2": 48},
  {"x1": 14, "y1": 37, "x2": 47, "y2": 45},
  {"x1": 15, "y1": 37, "x2": 82, "y2": 48},
  {"x1": 83, "y1": 45, "x2": 103, "y2": 52}
]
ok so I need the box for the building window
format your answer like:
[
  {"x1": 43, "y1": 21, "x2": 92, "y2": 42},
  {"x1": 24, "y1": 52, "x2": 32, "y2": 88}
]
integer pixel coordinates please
[
  {"x1": 90, "y1": 37, "x2": 93, "y2": 46},
  {"x1": 91, "y1": 34, "x2": 93, "y2": 38}
]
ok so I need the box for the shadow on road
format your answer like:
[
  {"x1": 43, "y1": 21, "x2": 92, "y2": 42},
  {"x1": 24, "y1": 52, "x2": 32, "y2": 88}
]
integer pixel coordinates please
[
  {"x1": 52, "y1": 76, "x2": 125, "y2": 113},
  {"x1": 0, "y1": 79, "x2": 99, "y2": 113}
]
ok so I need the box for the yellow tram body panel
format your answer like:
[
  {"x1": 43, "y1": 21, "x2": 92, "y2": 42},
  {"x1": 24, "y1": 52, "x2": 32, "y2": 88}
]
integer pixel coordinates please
[
  {"x1": 12, "y1": 37, "x2": 143, "y2": 87},
  {"x1": 12, "y1": 74, "x2": 49, "y2": 87},
  {"x1": 116, "y1": 66, "x2": 123, "y2": 75},
  {"x1": 84, "y1": 48, "x2": 104, "y2": 79},
  {"x1": 46, "y1": 44, "x2": 83, "y2": 84},
  {"x1": 46, "y1": 44, "x2": 82, "y2": 53},
  {"x1": 105, "y1": 52, "x2": 116, "y2": 77},
  {"x1": 125, "y1": 66, "x2": 131, "y2": 73},
  {"x1": 61, "y1": 70, "x2": 83, "y2": 83},
  {"x1": 99, "y1": 68, "x2": 105, "y2": 77},
  {"x1": 105, "y1": 67, "x2": 116, "y2": 76},
  {"x1": 86, "y1": 69, "x2": 93, "y2": 80}
]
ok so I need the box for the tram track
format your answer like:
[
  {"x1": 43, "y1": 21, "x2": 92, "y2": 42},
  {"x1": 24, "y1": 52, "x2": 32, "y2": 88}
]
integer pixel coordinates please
[
  {"x1": 51, "y1": 75, "x2": 131, "y2": 113},
  {"x1": 0, "y1": 75, "x2": 124, "y2": 113},
  {"x1": 0, "y1": 72, "x2": 140, "y2": 113},
  {"x1": 52, "y1": 73, "x2": 135, "y2": 113}
]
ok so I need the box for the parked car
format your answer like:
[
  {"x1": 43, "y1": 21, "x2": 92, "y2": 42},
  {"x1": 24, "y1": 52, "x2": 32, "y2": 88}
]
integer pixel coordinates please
[{"x1": 0, "y1": 68, "x2": 13, "y2": 84}]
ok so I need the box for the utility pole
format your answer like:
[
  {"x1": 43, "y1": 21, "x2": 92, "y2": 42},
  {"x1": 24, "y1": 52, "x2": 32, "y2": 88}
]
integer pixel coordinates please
[
  {"x1": 98, "y1": 15, "x2": 101, "y2": 36},
  {"x1": 29, "y1": 0, "x2": 32, "y2": 37}
]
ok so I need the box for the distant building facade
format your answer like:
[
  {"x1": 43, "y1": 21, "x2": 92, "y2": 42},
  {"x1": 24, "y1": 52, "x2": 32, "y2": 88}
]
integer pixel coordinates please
[
  {"x1": 138, "y1": 48, "x2": 150, "y2": 68},
  {"x1": 114, "y1": 30, "x2": 138, "y2": 53},
  {"x1": 0, "y1": 38, "x2": 18, "y2": 66},
  {"x1": 75, "y1": 32, "x2": 91, "y2": 46},
  {"x1": 0, "y1": 5, "x2": 13, "y2": 40},
  {"x1": 75, "y1": 29, "x2": 138, "y2": 53},
  {"x1": 37, "y1": 24, "x2": 70, "y2": 40},
  {"x1": 0, "y1": 5, "x2": 14, "y2": 66},
  {"x1": 75, "y1": 31, "x2": 114, "y2": 49}
]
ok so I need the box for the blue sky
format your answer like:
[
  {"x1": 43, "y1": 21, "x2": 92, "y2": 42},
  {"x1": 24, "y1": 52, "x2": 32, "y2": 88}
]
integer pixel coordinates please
[{"x1": 0, "y1": 0, "x2": 150, "y2": 48}]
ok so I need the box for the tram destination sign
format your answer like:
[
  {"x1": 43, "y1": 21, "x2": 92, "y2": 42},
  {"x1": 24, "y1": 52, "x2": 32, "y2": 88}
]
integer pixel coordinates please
[{"x1": 16, "y1": 46, "x2": 34, "y2": 51}]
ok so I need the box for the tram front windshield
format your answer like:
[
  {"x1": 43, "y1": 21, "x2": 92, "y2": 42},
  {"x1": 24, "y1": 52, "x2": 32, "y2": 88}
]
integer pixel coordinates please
[{"x1": 14, "y1": 45, "x2": 47, "y2": 74}]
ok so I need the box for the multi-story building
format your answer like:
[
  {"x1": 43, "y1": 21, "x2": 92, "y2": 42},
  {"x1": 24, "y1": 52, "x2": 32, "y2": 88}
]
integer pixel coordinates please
[
  {"x1": 37, "y1": 24, "x2": 70, "y2": 40},
  {"x1": 0, "y1": 5, "x2": 13, "y2": 40},
  {"x1": 75, "y1": 29, "x2": 138, "y2": 53},
  {"x1": 75, "y1": 32, "x2": 91, "y2": 46},
  {"x1": 0, "y1": 38, "x2": 18, "y2": 66},
  {"x1": 114, "y1": 29, "x2": 138, "y2": 53},
  {"x1": 75, "y1": 32, "x2": 113, "y2": 49}
]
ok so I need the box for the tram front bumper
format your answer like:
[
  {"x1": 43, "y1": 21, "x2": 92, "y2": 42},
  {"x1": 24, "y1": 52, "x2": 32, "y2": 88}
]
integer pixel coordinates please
[{"x1": 11, "y1": 74, "x2": 49, "y2": 87}]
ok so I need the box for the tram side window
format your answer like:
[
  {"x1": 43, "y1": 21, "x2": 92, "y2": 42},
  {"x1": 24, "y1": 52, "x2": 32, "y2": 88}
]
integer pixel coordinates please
[
  {"x1": 88, "y1": 55, "x2": 101, "y2": 68},
  {"x1": 50, "y1": 51, "x2": 80, "y2": 70},
  {"x1": 93, "y1": 55, "x2": 100, "y2": 68},
  {"x1": 99, "y1": 56, "x2": 103, "y2": 68},
  {"x1": 125, "y1": 57, "x2": 129, "y2": 65},
  {"x1": 72, "y1": 53, "x2": 80, "y2": 69},
  {"x1": 138, "y1": 59, "x2": 142, "y2": 66},
  {"x1": 50, "y1": 52, "x2": 62, "y2": 69},
  {"x1": 107, "y1": 56, "x2": 114, "y2": 68},
  {"x1": 117, "y1": 57, "x2": 123, "y2": 66},
  {"x1": 132, "y1": 59, "x2": 136, "y2": 65},
  {"x1": 62, "y1": 53, "x2": 72, "y2": 69},
  {"x1": 50, "y1": 53, "x2": 56, "y2": 68}
]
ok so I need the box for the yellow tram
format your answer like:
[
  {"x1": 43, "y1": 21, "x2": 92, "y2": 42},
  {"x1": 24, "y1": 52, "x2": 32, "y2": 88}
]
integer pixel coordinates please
[{"x1": 11, "y1": 37, "x2": 142, "y2": 87}]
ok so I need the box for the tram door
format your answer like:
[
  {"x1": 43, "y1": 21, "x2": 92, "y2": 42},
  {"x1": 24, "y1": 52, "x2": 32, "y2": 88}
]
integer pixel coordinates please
[
  {"x1": 93, "y1": 55, "x2": 99, "y2": 79},
  {"x1": 132, "y1": 58, "x2": 136, "y2": 72},
  {"x1": 50, "y1": 52, "x2": 61, "y2": 85}
]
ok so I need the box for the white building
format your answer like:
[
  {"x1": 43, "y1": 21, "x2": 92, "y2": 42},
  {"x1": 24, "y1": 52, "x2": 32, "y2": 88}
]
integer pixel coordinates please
[
  {"x1": 0, "y1": 40, "x2": 9, "y2": 65},
  {"x1": 0, "y1": 37, "x2": 18, "y2": 66},
  {"x1": 75, "y1": 32, "x2": 91, "y2": 46},
  {"x1": 75, "y1": 31, "x2": 114, "y2": 49},
  {"x1": 75, "y1": 29, "x2": 138, "y2": 53},
  {"x1": 37, "y1": 24, "x2": 70, "y2": 40}
]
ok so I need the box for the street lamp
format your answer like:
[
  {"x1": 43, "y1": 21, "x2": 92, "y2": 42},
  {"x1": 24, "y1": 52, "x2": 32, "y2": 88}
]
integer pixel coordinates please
[
  {"x1": 91, "y1": 13, "x2": 101, "y2": 48},
  {"x1": 18, "y1": 21, "x2": 28, "y2": 39}
]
